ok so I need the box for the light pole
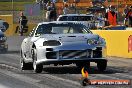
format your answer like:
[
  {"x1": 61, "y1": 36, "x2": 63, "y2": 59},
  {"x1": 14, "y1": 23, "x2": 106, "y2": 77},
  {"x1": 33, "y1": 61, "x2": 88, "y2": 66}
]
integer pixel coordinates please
[
  {"x1": 117, "y1": 0, "x2": 119, "y2": 23},
  {"x1": 12, "y1": 0, "x2": 14, "y2": 14},
  {"x1": 12, "y1": 0, "x2": 14, "y2": 23}
]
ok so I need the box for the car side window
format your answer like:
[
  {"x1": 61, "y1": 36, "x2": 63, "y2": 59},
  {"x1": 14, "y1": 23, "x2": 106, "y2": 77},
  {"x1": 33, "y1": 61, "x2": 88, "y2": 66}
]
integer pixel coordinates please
[{"x1": 62, "y1": 27, "x2": 73, "y2": 34}]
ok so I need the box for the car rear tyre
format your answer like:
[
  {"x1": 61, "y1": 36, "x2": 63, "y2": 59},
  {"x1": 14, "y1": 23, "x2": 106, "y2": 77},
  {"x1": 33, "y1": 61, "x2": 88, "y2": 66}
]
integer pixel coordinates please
[{"x1": 97, "y1": 61, "x2": 107, "y2": 72}]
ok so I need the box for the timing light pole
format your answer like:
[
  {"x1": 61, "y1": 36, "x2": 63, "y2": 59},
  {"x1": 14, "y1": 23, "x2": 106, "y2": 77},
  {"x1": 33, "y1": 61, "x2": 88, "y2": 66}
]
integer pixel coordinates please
[{"x1": 11, "y1": 0, "x2": 14, "y2": 29}]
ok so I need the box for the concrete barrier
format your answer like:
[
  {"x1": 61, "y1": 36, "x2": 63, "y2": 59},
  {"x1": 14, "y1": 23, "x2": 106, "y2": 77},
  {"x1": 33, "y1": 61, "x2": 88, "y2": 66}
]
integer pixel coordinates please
[{"x1": 92, "y1": 30, "x2": 132, "y2": 58}]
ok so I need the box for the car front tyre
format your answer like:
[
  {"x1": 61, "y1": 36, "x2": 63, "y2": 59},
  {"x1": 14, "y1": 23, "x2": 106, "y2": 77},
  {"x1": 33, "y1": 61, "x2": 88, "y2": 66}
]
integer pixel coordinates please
[
  {"x1": 20, "y1": 59, "x2": 26, "y2": 70},
  {"x1": 97, "y1": 61, "x2": 107, "y2": 72},
  {"x1": 32, "y1": 49, "x2": 43, "y2": 73},
  {"x1": 33, "y1": 60, "x2": 43, "y2": 73},
  {"x1": 20, "y1": 50, "x2": 33, "y2": 70},
  {"x1": 20, "y1": 59, "x2": 33, "y2": 70}
]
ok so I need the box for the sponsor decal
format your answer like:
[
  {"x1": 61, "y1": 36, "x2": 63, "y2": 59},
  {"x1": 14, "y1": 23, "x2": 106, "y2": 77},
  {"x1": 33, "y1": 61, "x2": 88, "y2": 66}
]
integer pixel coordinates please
[{"x1": 80, "y1": 67, "x2": 131, "y2": 86}]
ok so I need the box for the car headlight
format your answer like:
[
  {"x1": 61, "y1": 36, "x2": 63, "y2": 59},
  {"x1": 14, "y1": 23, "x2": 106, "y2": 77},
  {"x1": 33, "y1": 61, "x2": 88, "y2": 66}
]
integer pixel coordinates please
[
  {"x1": 43, "y1": 40, "x2": 61, "y2": 46},
  {"x1": 87, "y1": 39, "x2": 102, "y2": 45},
  {"x1": 0, "y1": 36, "x2": 7, "y2": 41}
]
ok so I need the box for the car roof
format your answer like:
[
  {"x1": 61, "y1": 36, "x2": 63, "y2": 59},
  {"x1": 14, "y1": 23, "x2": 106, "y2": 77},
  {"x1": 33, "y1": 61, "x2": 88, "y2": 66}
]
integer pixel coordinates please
[{"x1": 38, "y1": 21, "x2": 85, "y2": 25}]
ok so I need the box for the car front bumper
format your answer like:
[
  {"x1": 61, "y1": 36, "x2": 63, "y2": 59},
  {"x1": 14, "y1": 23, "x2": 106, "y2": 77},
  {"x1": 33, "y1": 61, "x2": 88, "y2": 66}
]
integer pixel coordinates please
[
  {"x1": 36, "y1": 58, "x2": 107, "y2": 65},
  {"x1": 35, "y1": 46, "x2": 107, "y2": 65},
  {"x1": 0, "y1": 43, "x2": 8, "y2": 50}
]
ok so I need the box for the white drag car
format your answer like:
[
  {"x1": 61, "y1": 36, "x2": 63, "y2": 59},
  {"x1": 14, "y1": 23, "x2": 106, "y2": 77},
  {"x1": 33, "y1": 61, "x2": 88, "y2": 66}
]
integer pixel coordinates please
[
  {"x1": 20, "y1": 21, "x2": 107, "y2": 73},
  {"x1": 57, "y1": 14, "x2": 105, "y2": 29}
]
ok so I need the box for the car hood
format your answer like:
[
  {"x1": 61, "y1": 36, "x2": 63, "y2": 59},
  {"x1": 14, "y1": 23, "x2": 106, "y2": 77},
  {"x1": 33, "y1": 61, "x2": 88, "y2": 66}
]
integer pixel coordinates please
[{"x1": 40, "y1": 34, "x2": 100, "y2": 42}]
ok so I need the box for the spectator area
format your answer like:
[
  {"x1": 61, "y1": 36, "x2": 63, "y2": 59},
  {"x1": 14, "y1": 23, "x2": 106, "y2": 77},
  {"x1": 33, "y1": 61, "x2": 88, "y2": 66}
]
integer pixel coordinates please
[{"x1": 55, "y1": 0, "x2": 132, "y2": 13}]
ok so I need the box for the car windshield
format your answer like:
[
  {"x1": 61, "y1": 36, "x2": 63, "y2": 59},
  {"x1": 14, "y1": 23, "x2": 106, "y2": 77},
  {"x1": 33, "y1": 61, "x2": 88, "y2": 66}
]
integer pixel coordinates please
[
  {"x1": 58, "y1": 16, "x2": 93, "y2": 21},
  {"x1": 35, "y1": 23, "x2": 91, "y2": 35}
]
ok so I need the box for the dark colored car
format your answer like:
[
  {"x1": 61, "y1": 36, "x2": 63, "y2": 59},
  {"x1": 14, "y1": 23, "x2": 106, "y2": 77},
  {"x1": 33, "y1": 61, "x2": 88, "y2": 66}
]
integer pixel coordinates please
[{"x1": 0, "y1": 30, "x2": 8, "y2": 52}]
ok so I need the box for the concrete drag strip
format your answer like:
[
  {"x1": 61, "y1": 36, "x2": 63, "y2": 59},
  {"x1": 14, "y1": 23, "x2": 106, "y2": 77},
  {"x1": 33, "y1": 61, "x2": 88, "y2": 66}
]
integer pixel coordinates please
[
  {"x1": 38, "y1": 73, "x2": 80, "y2": 86},
  {"x1": 0, "y1": 63, "x2": 81, "y2": 88},
  {"x1": 0, "y1": 52, "x2": 82, "y2": 88},
  {"x1": 0, "y1": 84, "x2": 9, "y2": 88},
  {"x1": 0, "y1": 68, "x2": 51, "y2": 88}
]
